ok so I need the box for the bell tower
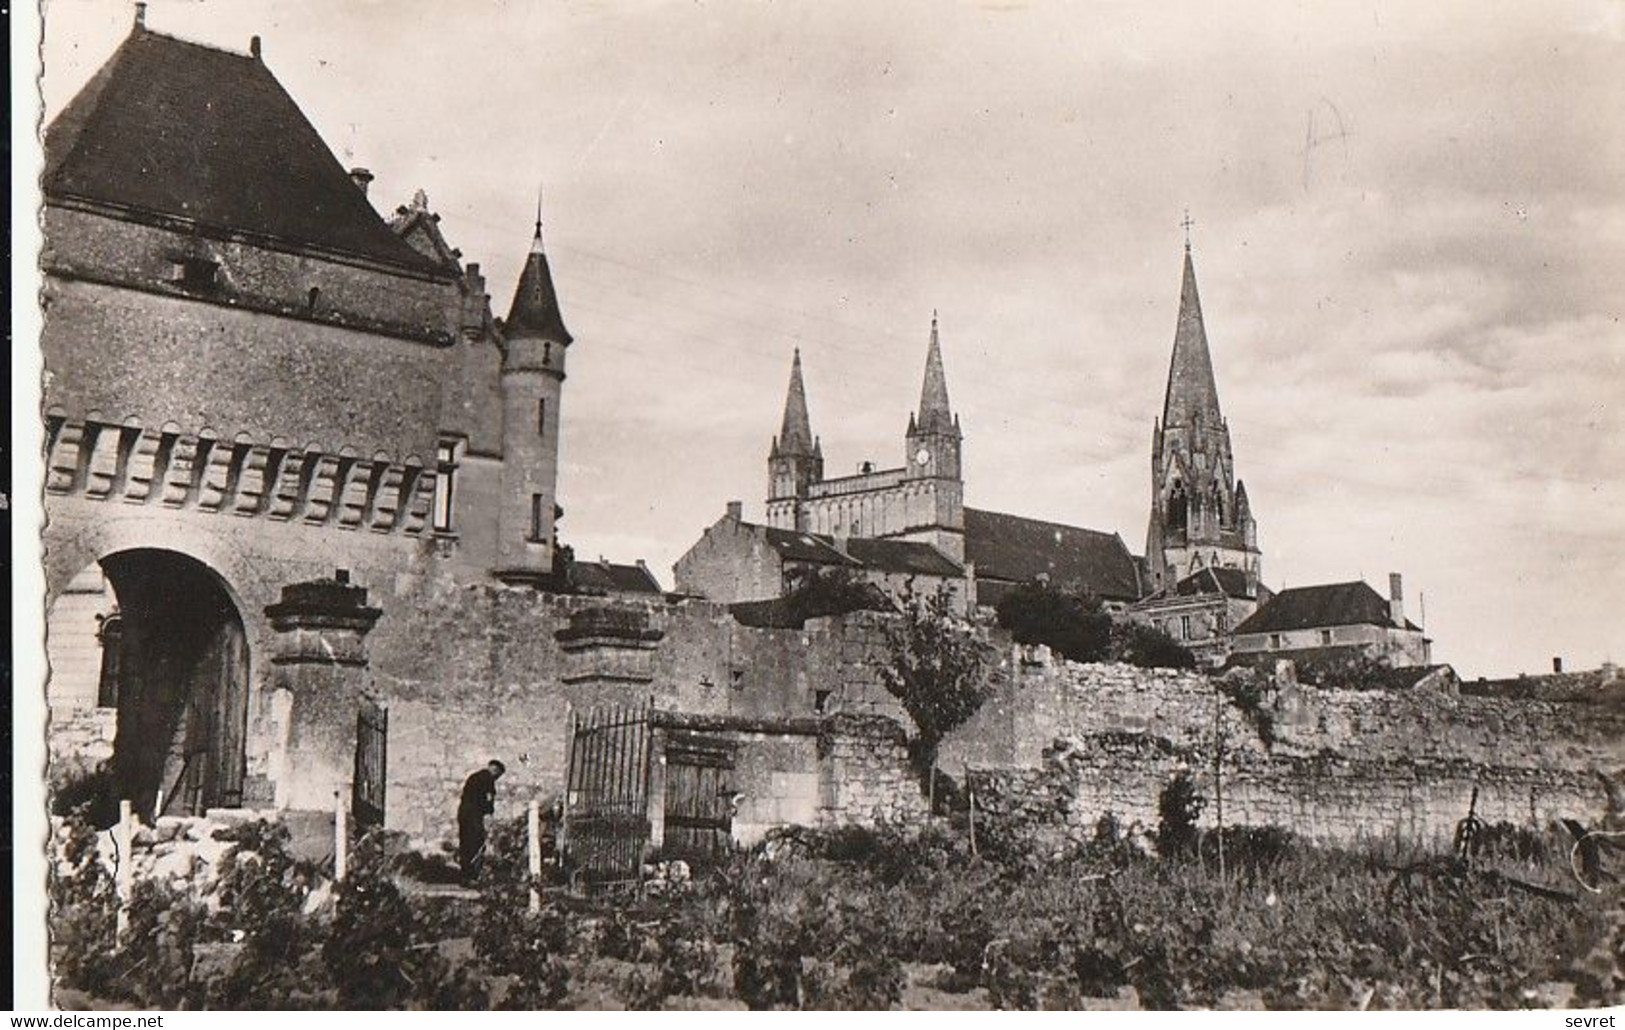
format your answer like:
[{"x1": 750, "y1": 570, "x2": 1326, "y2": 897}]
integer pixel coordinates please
[
  {"x1": 1145, "y1": 230, "x2": 1260, "y2": 593},
  {"x1": 765, "y1": 348, "x2": 823, "y2": 531},
  {"x1": 900, "y1": 312, "x2": 965, "y2": 560}
]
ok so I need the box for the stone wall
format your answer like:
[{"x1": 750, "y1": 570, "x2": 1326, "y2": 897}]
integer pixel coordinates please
[
  {"x1": 953, "y1": 647, "x2": 1623, "y2": 848},
  {"x1": 969, "y1": 733, "x2": 1606, "y2": 853},
  {"x1": 818, "y1": 713, "x2": 930, "y2": 829}
]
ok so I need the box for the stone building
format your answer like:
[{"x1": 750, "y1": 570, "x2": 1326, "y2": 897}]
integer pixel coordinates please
[
  {"x1": 40, "y1": 15, "x2": 580, "y2": 819},
  {"x1": 1229, "y1": 574, "x2": 1431, "y2": 668},
  {"x1": 677, "y1": 315, "x2": 1144, "y2": 611},
  {"x1": 674, "y1": 503, "x2": 969, "y2": 614},
  {"x1": 1127, "y1": 566, "x2": 1270, "y2": 666}
]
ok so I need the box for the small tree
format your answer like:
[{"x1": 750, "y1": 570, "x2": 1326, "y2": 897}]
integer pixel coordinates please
[
  {"x1": 994, "y1": 580, "x2": 1112, "y2": 663},
  {"x1": 1107, "y1": 621, "x2": 1197, "y2": 670},
  {"x1": 1155, "y1": 771, "x2": 1206, "y2": 860},
  {"x1": 785, "y1": 567, "x2": 893, "y2": 623},
  {"x1": 876, "y1": 584, "x2": 991, "y2": 810}
]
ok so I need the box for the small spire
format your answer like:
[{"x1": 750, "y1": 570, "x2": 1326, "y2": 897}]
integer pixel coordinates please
[
  {"x1": 776, "y1": 349, "x2": 816, "y2": 455},
  {"x1": 916, "y1": 311, "x2": 954, "y2": 433},
  {"x1": 531, "y1": 186, "x2": 546, "y2": 254},
  {"x1": 134, "y1": 2, "x2": 147, "y2": 29},
  {"x1": 1181, "y1": 209, "x2": 1194, "y2": 252}
]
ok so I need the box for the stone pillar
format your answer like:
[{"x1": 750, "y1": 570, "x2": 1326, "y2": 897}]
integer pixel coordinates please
[
  {"x1": 264, "y1": 574, "x2": 382, "y2": 811},
  {"x1": 555, "y1": 605, "x2": 664, "y2": 689}
]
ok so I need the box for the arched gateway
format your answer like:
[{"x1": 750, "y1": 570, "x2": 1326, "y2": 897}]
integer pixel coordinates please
[{"x1": 49, "y1": 548, "x2": 250, "y2": 819}]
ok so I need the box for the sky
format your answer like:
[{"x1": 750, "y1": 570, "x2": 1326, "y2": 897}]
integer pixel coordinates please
[{"x1": 35, "y1": 0, "x2": 1625, "y2": 678}]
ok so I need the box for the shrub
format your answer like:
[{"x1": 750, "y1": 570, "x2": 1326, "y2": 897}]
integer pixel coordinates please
[
  {"x1": 994, "y1": 581, "x2": 1111, "y2": 663},
  {"x1": 48, "y1": 760, "x2": 120, "y2": 829},
  {"x1": 471, "y1": 817, "x2": 571, "y2": 1009},
  {"x1": 1108, "y1": 622, "x2": 1197, "y2": 669},
  {"x1": 1156, "y1": 772, "x2": 1206, "y2": 860},
  {"x1": 48, "y1": 809, "x2": 119, "y2": 997}
]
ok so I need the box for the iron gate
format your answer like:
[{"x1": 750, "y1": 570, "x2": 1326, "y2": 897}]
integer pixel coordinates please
[
  {"x1": 352, "y1": 697, "x2": 388, "y2": 830},
  {"x1": 562, "y1": 702, "x2": 653, "y2": 893}
]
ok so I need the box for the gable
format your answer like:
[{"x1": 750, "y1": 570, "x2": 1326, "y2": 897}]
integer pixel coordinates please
[{"x1": 45, "y1": 28, "x2": 442, "y2": 274}]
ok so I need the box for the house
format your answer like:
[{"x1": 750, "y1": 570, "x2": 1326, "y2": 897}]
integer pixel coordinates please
[
  {"x1": 1128, "y1": 565, "x2": 1271, "y2": 665},
  {"x1": 1230, "y1": 574, "x2": 1430, "y2": 668}
]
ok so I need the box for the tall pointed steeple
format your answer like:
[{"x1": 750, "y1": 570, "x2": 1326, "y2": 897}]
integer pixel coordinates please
[
  {"x1": 775, "y1": 348, "x2": 816, "y2": 456},
  {"x1": 916, "y1": 310, "x2": 956, "y2": 434},
  {"x1": 1143, "y1": 232, "x2": 1259, "y2": 595},
  {"x1": 504, "y1": 199, "x2": 572, "y2": 345},
  {"x1": 1160, "y1": 248, "x2": 1221, "y2": 429}
]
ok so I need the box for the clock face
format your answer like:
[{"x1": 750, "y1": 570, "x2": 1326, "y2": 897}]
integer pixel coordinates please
[{"x1": 915, "y1": 448, "x2": 931, "y2": 466}]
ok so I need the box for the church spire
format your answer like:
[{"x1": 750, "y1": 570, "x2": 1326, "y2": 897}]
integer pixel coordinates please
[
  {"x1": 504, "y1": 193, "x2": 572, "y2": 344},
  {"x1": 1160, "y1": 245, "x2": 1222, "y2": 429},
  {"x1": 775, "y1": 348, "x2": 816, "y2": 456},
  {"x1": 916, "y1": 310, "x2": 955, "y2": 434}
]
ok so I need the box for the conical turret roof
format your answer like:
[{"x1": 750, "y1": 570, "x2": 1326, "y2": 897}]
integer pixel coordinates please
[
  {"x1": 1161, "y1": 248, "x2": 1222, "y2": 429},
  {"x1": 505, "y1": 217, "x2": 572, "y2": 344}
]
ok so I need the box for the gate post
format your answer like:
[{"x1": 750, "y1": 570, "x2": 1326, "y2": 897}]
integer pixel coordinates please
[{"x1": 264, "y1": 573, "x2": 382, "y2": 813}]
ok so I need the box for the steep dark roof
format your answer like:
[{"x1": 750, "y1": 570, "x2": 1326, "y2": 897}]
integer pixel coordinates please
[
  {"x1": 1161, "y1": 248, "x2": 1223, "y2": 429},
  {"x1": 964, "y1": 507, "x2": 1142, "y2": 601},
  {"x1": 760, "y1": 526, "x2": 859, "y2": 566},
  {"x1": 1175, "y1": 566, "x2": 1255, "y2": 600},
  {"x1": 1233, "y1": 581, "x2": 1421, "y2": 635},
  {"x1": 45, "y1": 27, "x2": 442, "y2": 274},
  {"x1": 504, "y1": 226, "x2": 573, "y2": 344},
  {"x1": 571, "y1": 559, "x2": 662, "y2": 596},
  {"x1": 843, "y1": 538, "x2": 963, "y2": 578}
]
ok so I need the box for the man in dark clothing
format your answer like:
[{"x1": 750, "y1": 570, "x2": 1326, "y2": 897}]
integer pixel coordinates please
[{"x1": 458, "y1": 760, "x2": 505, "y2": 885}]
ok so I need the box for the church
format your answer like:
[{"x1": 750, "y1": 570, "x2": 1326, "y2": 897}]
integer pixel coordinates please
[{"x1": 674, "y1": 239, "x2": 1265, "y2": 644}]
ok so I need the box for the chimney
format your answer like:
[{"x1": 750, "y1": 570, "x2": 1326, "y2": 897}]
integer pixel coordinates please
[
  {"x1": 725, "y1": 501, "x2": 743, "y2": 522},
  {"x1": 1553, "y1": 656, "x2": 1564, "y2": 674},
  {"x1": 1388, "y1": 572, "x2": 1404, "y2": 627},
  {"x1": 134, "y1": 2, "x2": 147, "y2": 29},
  {"x1": 250, "y1": 35, "x2": 262, "y2": 60},
  {"x1": 349, "y1": 167, "x2": 374, "y2": 196}
]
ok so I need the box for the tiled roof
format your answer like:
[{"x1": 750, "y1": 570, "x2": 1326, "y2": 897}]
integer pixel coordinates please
[
  {"x1": 760, "y1": 526, "x2": 859, "y2": 566},
  {"x1": 504, "y1": 226, "x2": 573, "y2": 344},
  {"x1": 964, "y1": 507, "x2": 1142, "y2": 601},
  {"x1": 571, "y1": 559, "x2": 663, "y2": 596},
  {"x1": 1175, "y1": 566, "x2": 1255, "y2": 600},
  {"x1": 842, "y1": 538, "x2": 963, "y2": 578},
  {"x1": 45, "y1": 27, "x2": 443, "y2": 274},
  {"x1": 1233, "y1": 581, "x2": 1421, "y2": 635}
]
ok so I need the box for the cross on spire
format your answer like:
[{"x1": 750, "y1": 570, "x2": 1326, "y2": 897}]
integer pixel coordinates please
[{"x1": 1181, "y1": 209, "x2": 1195, "y2": 252}]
